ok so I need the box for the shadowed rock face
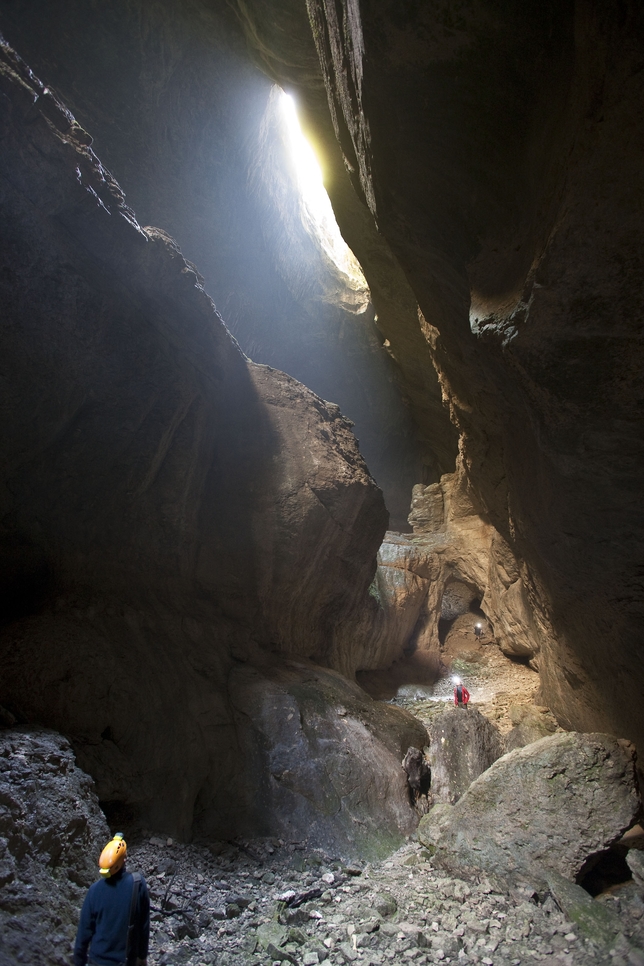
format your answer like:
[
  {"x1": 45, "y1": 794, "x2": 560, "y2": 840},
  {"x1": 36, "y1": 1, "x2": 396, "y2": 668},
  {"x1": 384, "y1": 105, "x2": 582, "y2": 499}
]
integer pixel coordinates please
[
  {"x1": 0, "y1": 41, "x2": 425, "y2": 849},
  {"x1": 225, "y1": 660, "x2": 428, "y2": 858},
  {"x1": 232, "y1": 0, "x2": 644, "y2": 751},
  {"x1": 427, "y1": 707, "x2": 504, "y2": 805},
  {"x1": 0, "y1": 729, "x2": 109, "y2": 966}
]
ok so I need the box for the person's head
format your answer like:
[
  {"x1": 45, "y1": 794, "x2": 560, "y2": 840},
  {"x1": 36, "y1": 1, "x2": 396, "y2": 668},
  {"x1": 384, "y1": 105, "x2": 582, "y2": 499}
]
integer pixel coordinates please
[
  {"x1": 452, "y1": 676, "x2": 462, "y2": 687},
  {"x1": 99, "y1": 833, "x2": 127, "y2": 878}
]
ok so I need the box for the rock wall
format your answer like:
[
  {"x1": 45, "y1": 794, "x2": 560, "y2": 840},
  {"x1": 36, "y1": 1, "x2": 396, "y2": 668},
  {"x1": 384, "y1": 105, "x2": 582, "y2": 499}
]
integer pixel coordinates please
[
  {"x1": 355, "y1": 465, "x2": 543, "y2": 677},
  {"x1": 0, "y1": 40, "x2": 421, "y2": 850},
  {"x1": 0, "y1": 728, "x2": 109, "y2": 966},
  {"x1": 234, "y1": 0, "x2": 644, "y2": 751},
  {"x1": 0, "y1": 0, "x2": 432, "y2": 529}
]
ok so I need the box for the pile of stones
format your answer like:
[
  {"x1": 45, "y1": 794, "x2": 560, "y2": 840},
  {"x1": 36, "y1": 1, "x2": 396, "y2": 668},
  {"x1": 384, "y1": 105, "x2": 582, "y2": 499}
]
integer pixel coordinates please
[{"x1": 128, "y1": 834, "x2": 644, "y2": 966}]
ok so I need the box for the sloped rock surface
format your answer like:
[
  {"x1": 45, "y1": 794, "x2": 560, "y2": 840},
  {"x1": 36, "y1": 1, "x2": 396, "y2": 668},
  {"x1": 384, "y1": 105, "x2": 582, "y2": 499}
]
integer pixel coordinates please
[
  {"x1": 0, "y1": 728, "x2": 109, "y2": 966},
  {"x1": 427, "y1": 707, "x2": 504, "y2": 805},
  {"x1": 418, "y1": 732, "x2": 641, "y2": 890}
]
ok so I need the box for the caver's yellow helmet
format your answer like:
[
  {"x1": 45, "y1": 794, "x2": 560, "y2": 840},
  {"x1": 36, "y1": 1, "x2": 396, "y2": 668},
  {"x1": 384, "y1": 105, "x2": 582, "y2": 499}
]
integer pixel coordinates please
[{"x1": 99, "y1": 833, "x2": 127, "y2": 878}]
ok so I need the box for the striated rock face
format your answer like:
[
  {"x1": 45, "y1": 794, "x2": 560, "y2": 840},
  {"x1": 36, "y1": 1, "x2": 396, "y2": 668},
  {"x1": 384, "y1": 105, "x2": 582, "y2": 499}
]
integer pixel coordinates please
[
  {"x1": 232, "y1": 0, "x2": 644, "y2": 752},
  {"x1": 418, "y1": 732, "x2": 641, "y2": 891},
  {"x1": 408, "y1": 466, "x2": 545, "y2": 664},
  {"x1": 427, "y1": 708, "x2": 504, "y2": 805},
  {"x1": 356, "y1": 464, "x2": 543, "y2": 680},
  {"x1": 0, "y1": 728, "x2": 109, "y2": 966},
  {"x1": 0, "y1": 39, "x2": 420, "y2": 847}
]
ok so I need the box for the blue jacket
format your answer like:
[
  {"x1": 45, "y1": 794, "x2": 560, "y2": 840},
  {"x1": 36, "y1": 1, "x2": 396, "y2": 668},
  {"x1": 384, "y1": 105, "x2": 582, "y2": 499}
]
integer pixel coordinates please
[{"x1": 73, "y1": 869, "x2": 150, "y2": 966}]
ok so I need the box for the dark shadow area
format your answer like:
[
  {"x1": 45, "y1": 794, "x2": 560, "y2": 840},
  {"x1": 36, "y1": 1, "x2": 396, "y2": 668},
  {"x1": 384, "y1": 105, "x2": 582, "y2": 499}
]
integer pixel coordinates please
[
  {"x1": 99, "y1": 800, "x2": 141, "y2": 836},
  {"x1": 357, "y1": 650, "x2": 443, "y2": 701},
  {"x1": 438, "y1": 616, "x2": 454, "y2": 645},
  {"x1": 577, "y1": 849, "x2": 633, "y2": 897},
  {"x1": 0, "y1": 536, "x2": 53, "y2": 627}
]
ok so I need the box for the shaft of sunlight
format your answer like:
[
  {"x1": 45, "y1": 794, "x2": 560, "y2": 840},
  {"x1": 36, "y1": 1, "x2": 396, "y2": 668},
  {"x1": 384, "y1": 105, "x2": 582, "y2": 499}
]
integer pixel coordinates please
[{"x1": 279, "y1": 91, "x2": 369, "y2": 303}]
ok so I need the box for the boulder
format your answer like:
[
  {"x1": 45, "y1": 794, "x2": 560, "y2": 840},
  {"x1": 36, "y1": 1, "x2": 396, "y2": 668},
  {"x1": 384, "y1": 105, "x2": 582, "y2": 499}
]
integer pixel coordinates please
[
  {"x1": 427, "y1": 707, "x2": 504, "y2": 804},
  {"x1": 546, "y1": 871, "x2": 622, "y2": 948},
  {"x1": 505, "y1": 704, "x2": 558, "y2": 752},
  {"x1": 215, "y1": 659, "x2": 428, "y2": 859},
  {"x1": 0, "y1": 728, "x2": 109, "y2": 966},
  {"x1": 418, "y1": 732, "x2": 641, "y2": 890}
]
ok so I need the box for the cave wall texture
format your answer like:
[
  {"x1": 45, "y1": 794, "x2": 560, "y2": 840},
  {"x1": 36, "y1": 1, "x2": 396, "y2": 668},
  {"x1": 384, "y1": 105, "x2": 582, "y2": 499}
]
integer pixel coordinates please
[
  {"x1": 231, "y1": 0, "x2": 644, "y2": 750},
  {"x1": 0, "y1": 0, "x2": 643, "y2": 844},
  {"x1": 0, "y1": 0, "x2": 436, "y2": 529}
]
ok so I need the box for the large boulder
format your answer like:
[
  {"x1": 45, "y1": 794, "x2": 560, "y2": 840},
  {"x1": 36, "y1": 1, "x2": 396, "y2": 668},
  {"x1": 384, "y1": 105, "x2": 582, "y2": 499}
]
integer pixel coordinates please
[
  {"x1": 427, "y1": 707, "x2": 504, "y2": 804},
  {"x1": 418, "y1": 732, "x2": 641, "y2": 890},
  {"x1": 0, "y1": 728, "x2": 109, "y2": 966},
  {"x1": 223, "y1": 659, "x2": 428, "y2": 860}
]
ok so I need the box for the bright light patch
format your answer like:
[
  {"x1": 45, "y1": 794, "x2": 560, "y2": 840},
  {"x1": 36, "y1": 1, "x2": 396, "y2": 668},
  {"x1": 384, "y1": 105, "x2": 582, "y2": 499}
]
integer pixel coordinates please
[{"x1": 278, "y1": 91, "x2": 369, "y2": 305}]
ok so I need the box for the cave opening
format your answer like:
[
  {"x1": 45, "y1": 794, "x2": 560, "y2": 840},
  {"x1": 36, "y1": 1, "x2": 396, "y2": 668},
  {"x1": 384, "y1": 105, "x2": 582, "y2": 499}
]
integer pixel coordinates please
[
  {"x1": 277, "y1": 89, "x2": 368, "y2": 303},
  {"x1": 577, "y1": 849, "x2": 633, "y2": 897}
]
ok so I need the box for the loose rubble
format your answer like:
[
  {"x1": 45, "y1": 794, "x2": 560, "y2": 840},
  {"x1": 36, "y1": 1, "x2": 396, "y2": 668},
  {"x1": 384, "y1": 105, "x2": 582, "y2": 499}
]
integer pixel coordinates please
[{"x1": 116, "y1": 833, "x2": 644, "y2": 966}]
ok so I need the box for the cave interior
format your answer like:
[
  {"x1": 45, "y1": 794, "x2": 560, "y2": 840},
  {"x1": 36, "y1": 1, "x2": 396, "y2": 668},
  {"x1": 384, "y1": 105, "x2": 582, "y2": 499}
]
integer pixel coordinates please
[{"x1": 0, "y1": 0, "x2": 643, "y2": 880}]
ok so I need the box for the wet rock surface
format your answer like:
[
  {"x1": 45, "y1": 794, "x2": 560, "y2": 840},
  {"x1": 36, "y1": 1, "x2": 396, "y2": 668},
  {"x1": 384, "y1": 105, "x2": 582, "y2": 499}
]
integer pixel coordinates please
[{"x1": 418, "y1": 733, "x2": 641, "y2": 892}]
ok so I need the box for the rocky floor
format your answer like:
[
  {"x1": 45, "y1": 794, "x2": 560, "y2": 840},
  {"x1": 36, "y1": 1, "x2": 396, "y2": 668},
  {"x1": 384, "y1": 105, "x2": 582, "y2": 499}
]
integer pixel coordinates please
[
  {"x1": 119, "y1": 649, "x2": 641, "y2": 966},
  {"x1": 393, "y1": 641, "x2": 558, "y2": 738},
  {"x1": 122, "y1": 833, "x2": 644, "y2": 966}
]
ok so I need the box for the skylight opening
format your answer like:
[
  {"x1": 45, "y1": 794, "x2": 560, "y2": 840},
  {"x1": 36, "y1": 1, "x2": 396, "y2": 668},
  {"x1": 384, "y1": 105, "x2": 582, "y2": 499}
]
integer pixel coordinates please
[{"x1": 278, "y1": 90, "x2": 369, "y2": 308}]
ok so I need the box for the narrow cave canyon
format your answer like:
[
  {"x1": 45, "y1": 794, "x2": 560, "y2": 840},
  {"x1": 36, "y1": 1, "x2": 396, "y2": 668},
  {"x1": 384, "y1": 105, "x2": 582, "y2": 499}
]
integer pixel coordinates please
[{"x1": 0, "y1": 2, "x2": 643, "y2": 965}]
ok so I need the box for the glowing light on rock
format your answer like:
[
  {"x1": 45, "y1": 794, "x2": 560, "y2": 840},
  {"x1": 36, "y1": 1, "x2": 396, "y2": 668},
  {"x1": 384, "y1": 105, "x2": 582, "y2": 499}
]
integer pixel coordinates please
[{"x1": 278, "y1": 91, "x2": 369, "y2": 308}]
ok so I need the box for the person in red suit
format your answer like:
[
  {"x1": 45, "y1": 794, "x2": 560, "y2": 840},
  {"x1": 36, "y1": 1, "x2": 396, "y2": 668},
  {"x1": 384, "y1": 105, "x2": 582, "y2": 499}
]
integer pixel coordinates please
[{"x1": 453, "y1": 677, "x2": 470, "y2": 708}]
